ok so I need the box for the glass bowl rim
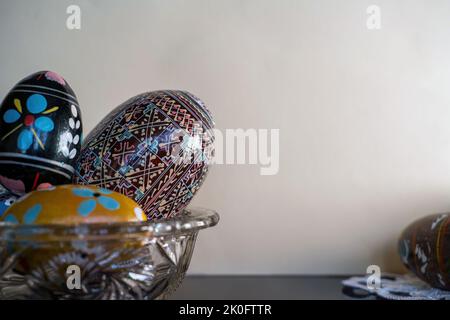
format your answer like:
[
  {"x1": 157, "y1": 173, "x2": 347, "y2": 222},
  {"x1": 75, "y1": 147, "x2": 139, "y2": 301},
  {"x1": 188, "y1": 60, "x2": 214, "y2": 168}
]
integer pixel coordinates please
[{"x1": 0, "y1": 207, "x2": 219, "y2": 242}]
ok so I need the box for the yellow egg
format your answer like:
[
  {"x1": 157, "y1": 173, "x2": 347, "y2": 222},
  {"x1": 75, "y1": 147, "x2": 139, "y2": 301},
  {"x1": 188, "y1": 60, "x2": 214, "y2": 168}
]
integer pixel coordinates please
[
  {"x1": 0, "y1": 185, "x2": 148, "y2": 277},
  {"x1": 1, "y1": 185, "x2": 147, "y2": 224}
]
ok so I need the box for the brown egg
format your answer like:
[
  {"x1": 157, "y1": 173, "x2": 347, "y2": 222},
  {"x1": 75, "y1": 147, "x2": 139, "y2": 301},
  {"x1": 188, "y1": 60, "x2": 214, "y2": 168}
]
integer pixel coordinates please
[{"x1": 398, "y1": 213, "x2": 450, "y2": 289}]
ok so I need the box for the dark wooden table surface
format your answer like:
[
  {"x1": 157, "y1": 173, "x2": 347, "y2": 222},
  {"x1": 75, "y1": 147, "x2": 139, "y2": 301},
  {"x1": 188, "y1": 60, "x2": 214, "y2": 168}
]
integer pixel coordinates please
[{"x1": 171, "y1": 276, "x2": 359, "y2": 300}]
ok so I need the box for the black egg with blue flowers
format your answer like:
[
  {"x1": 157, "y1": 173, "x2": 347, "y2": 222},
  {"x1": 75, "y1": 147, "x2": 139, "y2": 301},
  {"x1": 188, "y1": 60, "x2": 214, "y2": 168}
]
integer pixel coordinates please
[{"x1": 0, "y1": 71, "x2": 82, "y2": 194}]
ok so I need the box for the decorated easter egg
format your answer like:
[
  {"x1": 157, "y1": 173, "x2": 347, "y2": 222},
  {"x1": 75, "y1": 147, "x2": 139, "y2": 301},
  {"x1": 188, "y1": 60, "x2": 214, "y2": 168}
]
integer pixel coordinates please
[
  {"x1": 1, "y1": 185, "x2": 147, "y2": 224},
  {"x1": 0, "y1": 184, "x2": 147, "y2": 280},
  {"x1": 0, "y1": 71, "x2": 82, "y2": 194},
  {"x1": 74, "y1": 91, "x2": 214, "y2": 220},
  {"x1": 398, "y1": 213, "x2": 450, "y2": 290}
]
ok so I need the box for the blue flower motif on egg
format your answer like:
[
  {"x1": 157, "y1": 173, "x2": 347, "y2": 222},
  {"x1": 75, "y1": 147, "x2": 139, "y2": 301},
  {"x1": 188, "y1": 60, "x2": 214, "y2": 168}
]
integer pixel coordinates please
[
  {"x1": 72, "y1": 188, "x2": 120, "y2": 217},
  {"x1": 4, "y1": 203, "x2": 42, "y2": 224},
  {"x1": 2, "y1": 94, "x2": 58, "y2": 152}
]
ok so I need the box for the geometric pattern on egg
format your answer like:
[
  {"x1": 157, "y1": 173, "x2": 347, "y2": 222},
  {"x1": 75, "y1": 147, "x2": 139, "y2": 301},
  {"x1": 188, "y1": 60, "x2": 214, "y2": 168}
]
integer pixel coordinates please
[{"x1": 74, "y1": 90, "x2": 214, "y2": 221}]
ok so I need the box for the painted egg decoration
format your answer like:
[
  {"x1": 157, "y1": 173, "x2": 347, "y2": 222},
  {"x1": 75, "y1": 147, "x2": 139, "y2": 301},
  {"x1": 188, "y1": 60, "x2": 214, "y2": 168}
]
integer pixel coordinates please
[
  {"x1": 0, "y1": 185, "x2": 147, "y2": 278},
  {"x1": 1, "y1": 185, "x2": 147, "y2": 225},
  {"x1": 0, "y1": 71, "x2": 82, "y2": 195},
  {"x1": 398, "y1": 213, "x2": 450, "y2": 290},
  {"x1": 74, "y1": 90, "x2": 215, "y2": 221}
]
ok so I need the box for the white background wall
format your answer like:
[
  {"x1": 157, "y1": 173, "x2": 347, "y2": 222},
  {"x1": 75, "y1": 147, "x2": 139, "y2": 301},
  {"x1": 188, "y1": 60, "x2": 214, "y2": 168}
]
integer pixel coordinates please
[{"x1": 1, "y1": 0, "x2": 450, "y2": 274}]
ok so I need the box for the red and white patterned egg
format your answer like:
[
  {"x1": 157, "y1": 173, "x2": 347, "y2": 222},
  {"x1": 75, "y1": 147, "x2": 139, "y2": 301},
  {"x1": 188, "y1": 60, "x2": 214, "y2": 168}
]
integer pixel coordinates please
[{"x1": 74, "y1": 91, "x2": 214, "y2": 221}]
